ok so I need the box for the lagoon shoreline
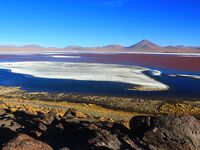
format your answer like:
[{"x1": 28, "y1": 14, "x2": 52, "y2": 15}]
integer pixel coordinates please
[{"x1": 0, "y1": 86, "x2": 200, "y2": 120}]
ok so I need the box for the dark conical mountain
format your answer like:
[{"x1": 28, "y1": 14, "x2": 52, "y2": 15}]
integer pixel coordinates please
[{"x1": 127, "y1": 39, "x2": 163, "y2": 51}]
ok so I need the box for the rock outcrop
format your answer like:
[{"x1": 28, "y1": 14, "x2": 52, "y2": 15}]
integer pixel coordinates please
[
  {"x1": 130, "y1": 115, "x2": 200, "y2": 150},
  {"x1": 0, "y1": 108, "x2": 199, "y2": 150},
  {"x1": 2, "y1": 133, "x2": 53, "y2": 150}
]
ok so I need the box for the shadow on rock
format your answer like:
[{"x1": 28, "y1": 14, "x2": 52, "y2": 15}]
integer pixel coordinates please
[
  {"x1": 0, "y1": 128, "x2": 17, "y2": 147},
  {"x1": 1, "y1": 108, "x2": 200, "y2": 150},
  {"x1": 129, "y1": 115, "x2": 200, "y2": 150}
]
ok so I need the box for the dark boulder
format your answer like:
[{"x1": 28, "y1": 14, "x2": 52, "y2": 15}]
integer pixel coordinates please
[
  {"x1": 87, "y1": 123, "x2": 122, "y2": 149},
  {"x1": 63, "y1": 108, "x2": 87, "y2": 120},
  {"x1": 2, "y1": 133, "x2": 53, "y2": 150},
  {"x1": 41, "y1": 118, "x2": 123, "y2": 150},
  {"x1": 36, "y1": 112, "x2": 56, "y2": 125},
  {"x1": 129, "y1": 115, "x2": 200, "y2": 150},
  {"x1": 63, "y1": 108, "x2": 78, "y2": 119}
]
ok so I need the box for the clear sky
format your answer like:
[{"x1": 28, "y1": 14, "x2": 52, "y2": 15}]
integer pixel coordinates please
[{"x1": 0, "y1": 0, "x2": 199, "y2": 47}]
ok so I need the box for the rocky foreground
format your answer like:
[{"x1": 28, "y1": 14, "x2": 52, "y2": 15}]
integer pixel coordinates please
[
  {"x1": 0, "y1": 107, "x2": 200, "y2": 150},
  {"x1": 0, "y1": 86, "x2": 200, "y2": 149}
]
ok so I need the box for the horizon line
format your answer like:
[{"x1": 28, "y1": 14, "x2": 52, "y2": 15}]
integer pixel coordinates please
[{"x1": 0, "y1": 39, "x2": 199, "y2": 48}]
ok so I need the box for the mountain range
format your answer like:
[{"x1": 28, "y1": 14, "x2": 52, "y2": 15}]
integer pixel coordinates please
[{"x1": 0, "y1": 40, "x2": 199, "y2": 53}]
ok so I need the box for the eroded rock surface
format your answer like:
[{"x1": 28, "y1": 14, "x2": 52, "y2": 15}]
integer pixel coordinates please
[
  {"x1": 130, "y1": 115, "x2": 200, "y2": 150},
  {"x1": 0, "y1": 107, "x2": 199, "y2": 150},
  {"x1": 2, "y1": 133, "x2": 53, "y2": 150}
]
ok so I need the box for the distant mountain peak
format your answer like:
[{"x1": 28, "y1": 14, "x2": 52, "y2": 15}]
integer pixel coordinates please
[
  {"x1": 103, "y1": 44, "x2": 124, "y2": 49},
  {"x1": 20, "y1": 44, "x2": 43, "y2": 48},
  {"x1": 134, "y1": 39, "x2": 160, "y2": 47},
  {"x1": 64, "y1": 45, "x2": 83, "y2": 49},
  {"x1": 140, "y1": 39, "x2": 152, "y2": 43},
  {"x1": 127, "y1": 39, "x2": 163, "y2": 50}
]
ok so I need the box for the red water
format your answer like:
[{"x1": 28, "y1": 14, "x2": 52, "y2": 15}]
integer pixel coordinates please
[
  {"x1": 80, "y1": 53, "x2": 200, "y2": 72},
  {"x1": 0, "y1": 53, "x2": 200, "y2": 72}
]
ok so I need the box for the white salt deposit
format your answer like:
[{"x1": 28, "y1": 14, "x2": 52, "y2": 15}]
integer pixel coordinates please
[
  {"x1": 169, "y1": 74, "x2": 200, "y2": 80},
  {"x1": 0, "y1": 61, "x2": 169, "y2": 91},
  {"x1": 150, "y1": 70, "x2": 162, "y2": 76},
  {"x1": 51, "y1": 55, "x2": 81, "y2": 58}
]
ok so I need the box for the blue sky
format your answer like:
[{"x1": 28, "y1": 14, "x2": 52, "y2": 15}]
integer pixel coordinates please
[{"x1": 0, "y1": 0, "x2": 199, "y2": 47}]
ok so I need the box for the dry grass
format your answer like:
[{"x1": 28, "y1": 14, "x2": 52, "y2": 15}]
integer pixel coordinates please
[
  {"x1": 0, "y1": 97, "x2": 137, "y2": 122},
  {"x1": 160, "y1": 103, "x2": 200, "y2": 116},
  {"x1": 1, "y1": 96, "x2": 200, "y2": 124}
]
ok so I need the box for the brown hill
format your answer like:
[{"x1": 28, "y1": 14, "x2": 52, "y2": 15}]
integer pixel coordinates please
[
  {"x1": 126, "y1": 40, "x2": 200, "y2": 53},
  {"x1": 127, "y1": 39, "x2": 164, "y2": 51},
  {"x1": 0, "y1": 40, "x2": 199, "y2": 53}
]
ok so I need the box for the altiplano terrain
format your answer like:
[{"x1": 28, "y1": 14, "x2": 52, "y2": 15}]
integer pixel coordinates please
[
  {"x1": 0, "y1": 40, "x2": 200, "y2": 54},
  {"x1": 0, "y1": 40, "x2": 200, "y2": 150}
]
